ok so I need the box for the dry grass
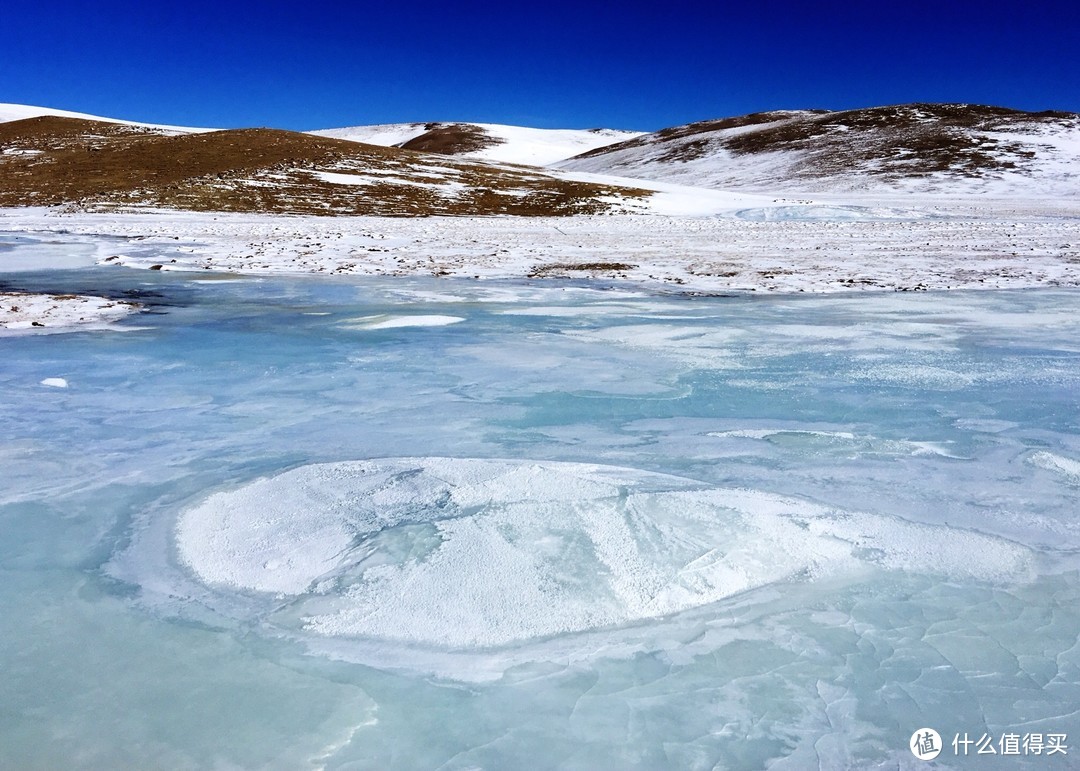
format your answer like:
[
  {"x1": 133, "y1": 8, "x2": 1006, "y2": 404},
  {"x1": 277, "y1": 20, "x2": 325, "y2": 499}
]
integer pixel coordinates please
[
  {"x1": 529, "y1": 261, "x2": 637, "y2": 277},
  {"x1": 0, "y1": 116, "x2": 651, "y2": 216}
]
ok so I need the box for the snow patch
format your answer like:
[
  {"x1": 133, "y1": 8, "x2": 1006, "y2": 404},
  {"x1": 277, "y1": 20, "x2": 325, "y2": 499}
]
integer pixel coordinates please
[
  {"x1": 344, "y1": 314, "x2": 465, "y2": 330},
  {"x1": 175, "y1": 458, "x2": 1031, "y2": 648},
  {"x1": 1, "y1": 292, "x2": 140, "y2": 334},
  {"x1": 1029, "y1": 451, "x2": 1080, "y2": 484}
]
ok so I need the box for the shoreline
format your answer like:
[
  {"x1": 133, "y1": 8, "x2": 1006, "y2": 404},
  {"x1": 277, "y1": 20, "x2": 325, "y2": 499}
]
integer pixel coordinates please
[{"x1": 1, "y1": 202, "x2": 1078, "y2": 294}]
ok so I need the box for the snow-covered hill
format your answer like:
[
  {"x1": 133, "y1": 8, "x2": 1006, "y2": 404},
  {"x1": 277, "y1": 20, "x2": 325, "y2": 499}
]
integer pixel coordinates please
[
  {"x1": 4, "y1": 102, "x2": 1078, "y2": 213},
  {"x1": 309, "y1": 122, "x2": 644, "y2": 166},
  {"x1": 0, "y1": 102, "x2": 211, "y2": 134},
  {"x1": 559, "y1": 104, "x2": 1080, "y2": 196}
]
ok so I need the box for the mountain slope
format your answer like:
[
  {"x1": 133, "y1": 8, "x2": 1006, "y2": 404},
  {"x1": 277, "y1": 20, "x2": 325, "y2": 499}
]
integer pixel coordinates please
[
  {"x1": 0, "y1": 116, "x2": 650, "y2": 216},
  {"x1": 310, "y1": 122, "x2": 644, "y2": 166},
  {"x1": 0, "y1": 102, "x2": 211, "y2": 134},
  {"x1": 559, "y1": 104, "x2": 1080, "y2": 195}
]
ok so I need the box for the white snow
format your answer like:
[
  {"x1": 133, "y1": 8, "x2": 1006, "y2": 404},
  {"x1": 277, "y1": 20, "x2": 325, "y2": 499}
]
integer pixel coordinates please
[
  {"x1": 558, "y1": 110, "x2": 1080, "y2": 197},
  {"x1": 311, "y1": 170, "x2": 467, "y2": 195},
  {"x1": 550, "y1": 167, "x2": 775, "y2": 215},
  {"x1": 0, "y1": 102, "x2": 213, "y2": 134},
  {"x1": 0, "y1": 291, "x2": 140, "y2": 334},
  {"x1": 309, "y1": 122, "x2": 432, "y2": 148},
  {"x1": 310, "y1": 122, "x2": 645, "y2": 166},
  {"x1": 345, "y1": 314, "x2": 465, "y2": 329},
  {"x1": 2, "y1": 201, "x2": 1077, "y2": 293},
  {"x1": 1029, "y1": 451, "x2": 1080, "y2": 483},
  {"x1": 176, "y1": 458, "x2": 1031, "y2": 647}
]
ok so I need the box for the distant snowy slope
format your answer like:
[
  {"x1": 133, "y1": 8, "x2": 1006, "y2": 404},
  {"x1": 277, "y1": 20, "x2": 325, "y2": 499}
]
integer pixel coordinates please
[
  {"x1": 309, "y1": 122, "x2": 644, "y2": 166},
  {"x1": 559, "y1": 104, "x2": 1080, "y2": 196},
  {"x1": 0, "y1": 103, "x2": 212, "y2": 134},
  {"x1": 310, "y1": 123, "x2": 430, "y2": 148}
]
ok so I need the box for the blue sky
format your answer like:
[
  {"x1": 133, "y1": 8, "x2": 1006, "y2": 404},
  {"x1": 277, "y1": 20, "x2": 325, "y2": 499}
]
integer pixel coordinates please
[{"x1": 3, "y1": 0, "x2": 1078, "y2": 130}]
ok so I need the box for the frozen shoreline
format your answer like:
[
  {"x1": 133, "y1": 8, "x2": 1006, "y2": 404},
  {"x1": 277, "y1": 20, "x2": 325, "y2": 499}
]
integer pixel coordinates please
[
  {"x1": 1, "y1": 201, "x2": 1078, "y2": 293},
  {"x1": 0, "y1": 291, "x2": 140, "y2": 334}
]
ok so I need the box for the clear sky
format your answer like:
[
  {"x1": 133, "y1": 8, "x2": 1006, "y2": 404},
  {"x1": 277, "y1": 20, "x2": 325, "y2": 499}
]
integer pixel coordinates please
[{"x1": 3, "y1": 0, "x2": 1078, "y2": 131}]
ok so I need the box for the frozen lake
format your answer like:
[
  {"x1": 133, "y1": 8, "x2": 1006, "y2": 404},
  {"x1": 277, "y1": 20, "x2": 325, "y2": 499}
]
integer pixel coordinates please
[{"x1": 2, "y1": 233, "x2": 1079, "y2": 769}]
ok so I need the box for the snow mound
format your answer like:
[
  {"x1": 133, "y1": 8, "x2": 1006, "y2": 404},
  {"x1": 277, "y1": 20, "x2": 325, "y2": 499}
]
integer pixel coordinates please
[{"x1": 176, "y1": 458, "x2": 1030, "y2": 648}]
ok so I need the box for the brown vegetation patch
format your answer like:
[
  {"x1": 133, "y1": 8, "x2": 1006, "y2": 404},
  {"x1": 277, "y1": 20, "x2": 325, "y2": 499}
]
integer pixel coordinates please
[
  {"x1": 398, "y1": 124, "x2": 503, "y2": 155},
  {"x1": 0, "y1": 116, "x2": 169, "y2": 147},
  {"x1": 529, "y1": 262, "x2": 636, "y2": 277},
  {"x1": 656, "y1": 138, "x2": 714, "y2": 164},
  {"x1": 655, "y1": 111, "x2": 822, "y2": 141}
]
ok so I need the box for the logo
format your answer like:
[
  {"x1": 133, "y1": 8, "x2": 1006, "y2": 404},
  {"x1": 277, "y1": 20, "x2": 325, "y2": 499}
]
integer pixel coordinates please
[{"x1": 911, "y1": 728, "x2": 942, "y2": 760}]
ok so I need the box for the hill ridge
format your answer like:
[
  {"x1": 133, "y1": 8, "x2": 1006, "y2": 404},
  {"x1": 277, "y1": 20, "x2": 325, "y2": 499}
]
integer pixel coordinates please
[{"x1": 559, "y1": 102, "x2": 1080, "y2": 195}]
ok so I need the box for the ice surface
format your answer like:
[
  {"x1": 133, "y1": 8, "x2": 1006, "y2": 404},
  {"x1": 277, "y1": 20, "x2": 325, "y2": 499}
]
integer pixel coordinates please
[
  {"x1": 710, "y1": 428, "x2": 857, "y2": 440},
  {"x1": 3, "y1": 234, "x2": 1079, "y2": 767},
  {"x1": 0, "y1": 236, "x2": 101, "y2": 272},
  {"x1": 708, "y1": 429, "x2": 967, "y2": 458}
]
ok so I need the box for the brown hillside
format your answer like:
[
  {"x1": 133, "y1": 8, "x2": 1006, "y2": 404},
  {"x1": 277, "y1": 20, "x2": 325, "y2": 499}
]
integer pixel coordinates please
[
  {"x1": 398, "y1": 123, "x2": 503, "y2": 155},
  {"x1": 0, "y1": 116, "x2": 649, "y2": 216}
]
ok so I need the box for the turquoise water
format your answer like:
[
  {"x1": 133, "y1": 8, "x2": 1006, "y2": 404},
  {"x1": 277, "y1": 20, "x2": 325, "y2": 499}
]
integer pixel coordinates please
[{"x1": 2, "y1": 235, "x2": 1079, "y2": 769}]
